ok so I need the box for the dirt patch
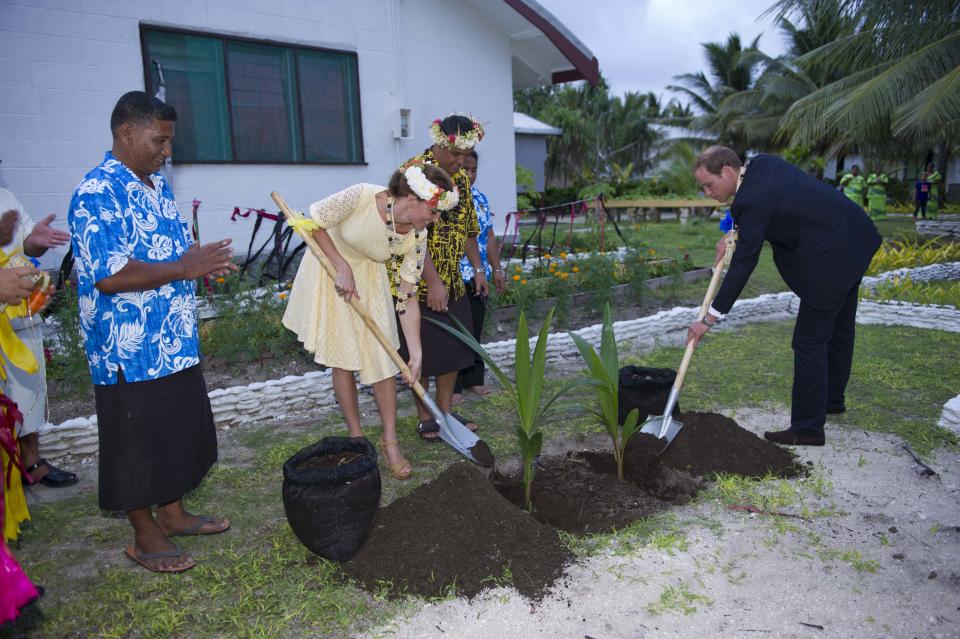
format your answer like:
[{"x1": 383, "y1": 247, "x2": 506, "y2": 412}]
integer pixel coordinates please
[
  {"x1": 578, "y1": 411, "x2": 799, "y2": 503},
  {"x1": 342, "y1": 462, "x2": 571, "y2": 600},
  {"x1": 468, "y1": 439, "x2": 496, "y2": 468},
  {"x1": 492, "y1": 455, "x2": 670, "y2": 533},
  {"x1": 652, "y1": 411, "x2": 801, "y2": 478}
]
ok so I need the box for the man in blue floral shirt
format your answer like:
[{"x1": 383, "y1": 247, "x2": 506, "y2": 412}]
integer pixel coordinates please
[
  {"x1": 455, "y1": 150, "x2": 505, "y2": 399},
  {"x1": 68, "y1": 91, "x2": 237, "y2": 573}
]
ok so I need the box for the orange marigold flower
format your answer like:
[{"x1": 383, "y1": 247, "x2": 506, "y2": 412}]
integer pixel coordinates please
[
  {"x1": 559, "y1": 272, "x2": 569, "y2": 280},
  {"x1": 512, "y1": 274, "x2": 521, "y2": 281},
  {"x1": 560, "y1": 251, "x2": 568, "y2": 258},
  {"x1": 216, "y1": 277, "x2": 225, "y2": 284},
  {"x1": 278, "y1": 292, "x2": 288, "y2": 299},
  {"x1": 521, "y1": 279, "x2": 527, "y2": 285},
  {"x1": 572, "y1": 265, "x2": 580, "y2": 273}
]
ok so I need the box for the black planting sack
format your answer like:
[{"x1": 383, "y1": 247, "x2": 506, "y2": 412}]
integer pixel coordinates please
[
  {"x1": 618, "y1": 366, "x2": 679, "y2": 425},
  {"x1": 282, "y1": 436, "x2": 381, "y2": 562}
]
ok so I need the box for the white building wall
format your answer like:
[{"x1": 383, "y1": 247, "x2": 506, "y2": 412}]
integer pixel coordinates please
[
  {"x1": 396, "y1": 0, "x2": 517, "y2": 231},
  {"x1": 0, "y1": 0, "x2": 519, "y2": 267}
]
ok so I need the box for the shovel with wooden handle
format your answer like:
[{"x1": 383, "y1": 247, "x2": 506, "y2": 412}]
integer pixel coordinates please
[
  {"x1": 271, "y1": 192, "x2": 491, "y2": 466},
  {"x1": 638, "y1": 230, "x2": 736, "y2": 452}
]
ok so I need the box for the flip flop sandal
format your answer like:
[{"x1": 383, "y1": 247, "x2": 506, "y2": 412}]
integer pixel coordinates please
[
  {"x1": 449, "y1": 412, "x2": 478, "y2": 433},
  {"x1": 125, "y1": 545, "x2": 196, "y2": 574},
  {"x1": 165, "y1": 515, "x2": 231, "y2": 537},
  {"x1": 416, "y1": 418, "x2": 440, "y2": 442}
]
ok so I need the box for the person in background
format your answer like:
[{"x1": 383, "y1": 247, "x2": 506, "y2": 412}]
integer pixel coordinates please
[
  {"x1": 925, "y1": 162, "x2": 942, "y2": 217},
  {"x1": 397, "y1": 114, "x2": 487, "y2": 441},
  {"x1": 839, "y1": 165, "x2": 866, "y2": 207},
  {"x1": 452, "y1": 150, "x2": 506, "y2": 403},
  {"x1": 865, "y1": 166, "x2": 889, "y2": 221},
  {"x1": 914, "y1": 172, "x2": 931, "y2": 220},
  {"x1": 689, "y1": 146, "x2": 881, "y2": 447},
  {"x1": 0, "y1": 187, "x2": 75, "y2": 488},
  {"x1": 0, "y1": 263, "x2": 47, "y2": 625},
  {"x1": 68, "y1": 91, "x2": 235, "y2": 574}
]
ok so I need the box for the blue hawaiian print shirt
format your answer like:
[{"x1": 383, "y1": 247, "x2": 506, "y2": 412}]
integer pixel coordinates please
[
  {"x1": 460, "y1": 186, "x2": 493, "y2": 281},
  {"x1": 68, "y1": 152, "x2": 199, "y2": 385}
]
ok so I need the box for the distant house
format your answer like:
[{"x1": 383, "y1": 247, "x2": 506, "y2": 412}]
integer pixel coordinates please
[
  {"x1": 0, "y1": 0, "x2": 598, "y2": 265},
  {"x1": 514, "y1": 112, "x2": 562, "y2": 193}
]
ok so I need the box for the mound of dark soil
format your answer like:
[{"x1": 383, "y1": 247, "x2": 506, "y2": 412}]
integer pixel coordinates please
[
  {"x1": 342, "y1": 462, "x2": 570, "y2": 600},
  {"x1": 492, "y1": 456, "x2": 670, "y2": 534},
  {"x1": 635, "y1": 411, "x2": 801, "y2": 479}
]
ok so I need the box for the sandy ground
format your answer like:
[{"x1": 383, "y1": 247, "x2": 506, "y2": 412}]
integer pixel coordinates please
[{"x1": 364, "y1": 407, "x2": 960, "y2": 639}]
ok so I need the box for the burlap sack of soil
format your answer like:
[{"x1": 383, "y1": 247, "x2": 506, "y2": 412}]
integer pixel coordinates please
[
  {"x1": 282, "y1": 436, "x2": 381, "y2": 562},
  {"x1": 618, "y1": 366, "x2": 679, "y2": 424}
]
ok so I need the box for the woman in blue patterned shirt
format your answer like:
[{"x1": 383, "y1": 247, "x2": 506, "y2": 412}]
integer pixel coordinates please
[{"x1": 455, "y1": 150, "x2": 506, "y2": 399}]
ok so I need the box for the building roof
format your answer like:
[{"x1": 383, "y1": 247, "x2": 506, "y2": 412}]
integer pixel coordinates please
[
  {"x1": 514, "y1": 112, "x2": 563, "y2": 136},
  {"x1": 465, "y1": 0, "x2": 599, "y2": 88}
]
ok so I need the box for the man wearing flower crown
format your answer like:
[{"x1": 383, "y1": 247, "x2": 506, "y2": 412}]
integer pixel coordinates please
[{"x1": 396, "y1": 114, "x2": 487, "y2": 441}]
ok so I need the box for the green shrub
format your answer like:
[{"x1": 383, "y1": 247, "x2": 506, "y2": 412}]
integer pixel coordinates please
[
  {"x1": 200, "y1": 276, "x2": 299, "y2": 363},
  {"x1": 45, "y1": 282, "x2": 90, "y2": 397}
]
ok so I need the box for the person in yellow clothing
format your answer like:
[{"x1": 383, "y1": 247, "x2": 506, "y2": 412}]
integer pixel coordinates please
[
  {"x1": 839, "y1": 165, "x2": 867, "y2": 207},
  {"x1": 925, "y1": 162, "x2": 942, "y2": 217},
  {"x1": 0, "y1": 263, "x2": 45, "y2": 545},
  {"x1": 866, "y1": 166, "x2": 890, "y2": 220},
  {"x1": 283, "y1": 165, "x2": 457, "y2": 480}
]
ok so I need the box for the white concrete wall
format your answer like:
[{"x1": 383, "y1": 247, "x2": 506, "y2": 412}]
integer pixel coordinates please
[
  {"x1": 0, "y1": 0, "x2": 519, "y2": 266},
  {"x1": 396, "y1": 0, "x2": 517, "y2": 233}
]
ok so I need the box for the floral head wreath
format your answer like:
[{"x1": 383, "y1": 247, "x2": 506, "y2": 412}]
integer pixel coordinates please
[
  {"x1": 404, "y1": 165, "x2": 459, "y2": 211},
  {"x1": 429, "y1": 114, "x2": 485, "y2": 151}
]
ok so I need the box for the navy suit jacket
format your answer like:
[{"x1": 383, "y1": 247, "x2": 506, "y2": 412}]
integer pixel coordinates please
[{"x1": 713, "y1": 154, "x2": 882, "y2": 314}]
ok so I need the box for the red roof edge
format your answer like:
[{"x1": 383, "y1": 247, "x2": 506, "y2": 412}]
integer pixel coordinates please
[{"x1": 502, "y1": 0, "x2": 599, "y2": 87}]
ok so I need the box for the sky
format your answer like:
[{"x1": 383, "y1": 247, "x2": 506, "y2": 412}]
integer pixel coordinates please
[{"x1": 537, "y1": 0, "x2": 791, "y2": 101}]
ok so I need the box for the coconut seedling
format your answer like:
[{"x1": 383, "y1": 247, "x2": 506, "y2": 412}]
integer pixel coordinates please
[
  {"x1": 430, "y1": 307, "x2": 583, "y2": 510},
  {"x1": 569, "y1": 303, "x2": 640, "y2": 480}
]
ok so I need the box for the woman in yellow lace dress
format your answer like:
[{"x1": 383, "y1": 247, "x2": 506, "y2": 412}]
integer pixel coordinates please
[{"x1": 283, "y1": 165, "x2": 457, "y2": 480}]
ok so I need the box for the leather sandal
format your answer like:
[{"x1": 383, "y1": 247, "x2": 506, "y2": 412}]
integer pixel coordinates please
[
  {"x1": 379, "y1": 439, "x2": 412, "y2": 480},
  {"x1": 416, "y1": 418, "x2": 440, "y2": 441},
  {"x1": 449, "y1": 412, "x2": 478, "y2": 433},
  {"x1": 23, "y1": 458, "x2": 78, "y2": 487}
]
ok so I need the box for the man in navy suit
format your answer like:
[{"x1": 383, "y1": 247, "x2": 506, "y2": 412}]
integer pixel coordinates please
[{"x1": 688, "y1": 146, "x2": 882, "y2": 446}]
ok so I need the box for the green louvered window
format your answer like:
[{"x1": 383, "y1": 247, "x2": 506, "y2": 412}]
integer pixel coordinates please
[{"x1": 142, "y1": 26, "x2": 364, "y2": 165}]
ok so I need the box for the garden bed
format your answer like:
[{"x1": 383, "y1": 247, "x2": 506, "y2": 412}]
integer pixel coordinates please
[{"x1": 489, "y1": 265, "x2": 712, "y2": 323}]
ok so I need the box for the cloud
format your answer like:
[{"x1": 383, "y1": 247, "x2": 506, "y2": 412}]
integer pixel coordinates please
[{"x1": 539, "y1": 0, "x2": 789, "y2": 100}]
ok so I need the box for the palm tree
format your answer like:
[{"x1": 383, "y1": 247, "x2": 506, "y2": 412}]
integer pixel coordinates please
[
  {"x1": 665, "y1": 33, "x2": 765, "y2": 156},
  {"x1": 717, "y1": 0, "x2": 857, "y2": 152},
  {"x1": 769, "y1": 0, "x2": 960, "y2": 157}
]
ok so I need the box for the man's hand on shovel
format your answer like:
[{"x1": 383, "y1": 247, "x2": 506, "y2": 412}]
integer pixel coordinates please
[{"x1": 687, "y1": 313, "x2": 717, "y2": 345}]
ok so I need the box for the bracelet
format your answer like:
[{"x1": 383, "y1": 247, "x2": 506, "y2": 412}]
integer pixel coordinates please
[
  {"x1": 493, "y1": 268, "x2": 504, "y2": 274},
  {"x1": 700, "y1": 317, "x2": 715, "y2": 328},
  {"x1": 395, "y1": 289, "x2": 416, "y2": 314}
]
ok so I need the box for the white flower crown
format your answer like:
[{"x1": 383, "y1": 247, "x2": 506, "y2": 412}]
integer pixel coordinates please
[
  {"x1": 429, "y1": 114, "x2": 485, "y2": 151},
  {"x1": 404, "y1": 165, "x2": 459, "y2": 211}
]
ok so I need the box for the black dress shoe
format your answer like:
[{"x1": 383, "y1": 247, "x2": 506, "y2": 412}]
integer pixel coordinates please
[
  {"x1": 763, "y1": 429, "x2": 825, "y2": 446},
  {"x1": 826, "y1": 404, "x2": 846, "y2": 415},
  {"x1": 23, "y1": 459, "x2": 79, "y2": 487}
]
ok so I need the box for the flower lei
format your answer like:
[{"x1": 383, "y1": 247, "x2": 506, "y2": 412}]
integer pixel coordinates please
[
  {"x1": 404, "y1": 165, "x2": 459, "y2": 211},
  {"x1": 429, "y1": 114, "x2": 484, "y2": 151}
]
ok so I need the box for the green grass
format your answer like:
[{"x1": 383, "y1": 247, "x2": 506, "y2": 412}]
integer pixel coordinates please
[
  {"x1": 629, "y1": 322, "x2": 960, "y2": 456},
  {"x1": 645, "y1": 582, "x2": 713, "y2": 616}
]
